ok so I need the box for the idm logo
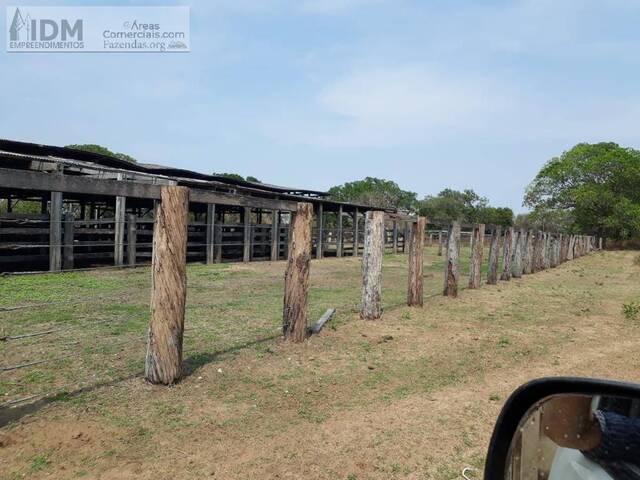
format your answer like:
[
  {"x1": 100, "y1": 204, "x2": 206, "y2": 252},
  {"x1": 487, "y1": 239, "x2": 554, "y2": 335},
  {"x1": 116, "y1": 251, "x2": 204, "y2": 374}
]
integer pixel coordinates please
[{"x1": 9, "y1": 7, "x2": 83, "y2": 42}]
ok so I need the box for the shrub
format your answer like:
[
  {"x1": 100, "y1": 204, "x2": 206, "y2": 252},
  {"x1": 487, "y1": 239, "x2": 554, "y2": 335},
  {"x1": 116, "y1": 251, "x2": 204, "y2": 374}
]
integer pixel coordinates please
[{"x1": 622, "y1": 302, "x2": 640, "y2": 320}]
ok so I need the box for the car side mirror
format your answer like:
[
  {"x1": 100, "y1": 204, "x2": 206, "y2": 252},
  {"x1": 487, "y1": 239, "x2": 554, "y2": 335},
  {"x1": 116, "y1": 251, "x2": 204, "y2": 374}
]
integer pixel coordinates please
[{"x1": 484, "y1": 377, "x2": 640, "y2": 480}]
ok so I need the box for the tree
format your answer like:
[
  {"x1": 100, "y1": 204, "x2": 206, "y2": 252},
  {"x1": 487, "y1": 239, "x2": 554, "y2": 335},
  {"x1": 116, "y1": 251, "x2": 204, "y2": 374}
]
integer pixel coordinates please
[
  {"x1": 328, "y1": 177, "x2": 417, "y2": 211},
  {"x1": 419, "y1": 189, "x2": 486, "y2": 222},
  {"x1": 66, "y1": 144, "x2": 137, "y2": 163},
  {"x1": 524, "y1": 142, "x2": 640, "y2": 238},
  {"x1": 213, "y1": 172, "x2": 261, "y2": 183},
  {"x1": 478, "y1": 206, "x2": 514, "y2": 227}
]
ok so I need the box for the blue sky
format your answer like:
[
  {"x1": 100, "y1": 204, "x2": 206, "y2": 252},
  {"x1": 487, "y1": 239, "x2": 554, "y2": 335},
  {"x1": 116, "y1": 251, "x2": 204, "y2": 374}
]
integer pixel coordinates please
[{"x1": 2, "y1": 0, "x2": 639, "y2": 212}]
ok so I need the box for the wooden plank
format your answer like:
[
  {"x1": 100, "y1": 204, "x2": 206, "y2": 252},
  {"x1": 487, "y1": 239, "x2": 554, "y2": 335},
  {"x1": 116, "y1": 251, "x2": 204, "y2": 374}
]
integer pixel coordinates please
[
  {"x1": 271, "y1": 209, "x2": 279, "y2": 261},
  {"x1": 468, "y1": 223, "x2": 485, "y2": 289},
  {"x1": 0, "y1": 167, "x2": 299, "y2": 211},
  {"x1": 283, "y1": 203, "x2": 313, "y2": 342},
  {"x1": 243, "y1": 206, "x2": 251, "y2": 262},
  {"x1": 114, "y1": 193, "x2": 126, "y2": 267},
  {"x1": 443, "y1": 221, "x2": 461, "y2": 297},
  {"x1": 49, "y1": 191, "x2": 62, "y2": 272},
  {"x1": 145, "y1": 186, "x2": 189, "y2": 385},
  {"x1": 127, "y1": 214, "x2": 137, "y2": 266},
  {"x1": 206, "y1": 204, "x2": 215, "y2": 264},
  {"x1": 62, "y1": 212, "x2": 74, "y2": 270},
  {"x1": 309, "y1": 308, "x2": 336, "y2": 335},
  {"x1": 407, "y1": 216, "x2": 426, "y2": 306},
  {"x1": 361, "y1": 211, "x2": 385, "y2": 319}
]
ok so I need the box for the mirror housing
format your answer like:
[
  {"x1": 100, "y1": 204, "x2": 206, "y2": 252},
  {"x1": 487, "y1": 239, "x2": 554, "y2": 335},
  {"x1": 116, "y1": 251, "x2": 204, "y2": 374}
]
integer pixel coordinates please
[{"x1": 484, "y1": 377, "x2": 640, "y2": 480}]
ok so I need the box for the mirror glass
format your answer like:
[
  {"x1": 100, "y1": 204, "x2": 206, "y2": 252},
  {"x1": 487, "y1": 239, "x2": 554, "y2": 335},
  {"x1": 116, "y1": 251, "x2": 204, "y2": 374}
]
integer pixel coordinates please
[{"x1": 507, "y1": 393, "x2": 640, "y2": 480}]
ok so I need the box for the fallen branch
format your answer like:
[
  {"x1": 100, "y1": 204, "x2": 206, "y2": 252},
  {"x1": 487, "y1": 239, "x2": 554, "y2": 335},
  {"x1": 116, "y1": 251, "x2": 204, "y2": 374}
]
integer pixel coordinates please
[{"x1": 309, "y1": 308, "x2": 336, "y2": 335}]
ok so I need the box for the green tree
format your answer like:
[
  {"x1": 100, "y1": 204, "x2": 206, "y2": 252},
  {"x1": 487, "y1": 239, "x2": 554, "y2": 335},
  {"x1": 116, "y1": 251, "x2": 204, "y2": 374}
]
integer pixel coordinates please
[
  {"x1": 66, "y1": 144, "x2": 137, "y2": 163},
  {"x1": 213, "y1": 172, "x2": 261, "y2": 183},
  {"x1": 419, "y1": 189, "x2": 488, "y2": 222},
  {"x1": 477, "y1": 206, "x2": 514, "y2": 227},
  {"x1": 524, "y1": 142, "x2": 640, "y2": 238},
  {"x1": 328, "y1": 177, "x2": 417, "y2": 211}
]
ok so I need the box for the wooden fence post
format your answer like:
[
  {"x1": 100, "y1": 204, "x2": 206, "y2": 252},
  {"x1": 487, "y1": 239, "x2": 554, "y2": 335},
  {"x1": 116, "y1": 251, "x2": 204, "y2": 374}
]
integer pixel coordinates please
[
  {"x1": 437, "y1": 230, "x2": 444, "y2": 256},
  {"x1": 443, "y1": 221, "x2": 461, "y2": 297},
  {"x1": 49, "y1": 191, "x2": 63, "y2": 272},
  {"x1": 407, "y1": 216, "x2": 426, "y2": 306},
  {"x1": 468, "y1": 223, "x2": 485, "y2": 289},
  {"x1": 361, "y1": 211, "x2": 385, "y2": 319},
  {"x1": 511, "y1": 229, "x2": 524, "y2": 278},
  {"x1": 392, "y1": 220, "x2": 398, "y2": 254},
  {"x1": 316, "y1": 203, "x2": 324, "y2": 259},
  {"x1": 283, "y1": 202, "x2": 313, "y2": 342},
  {"x1": 63, "y1": 212, "x2": 74, "y2": 270},
  {"x1": 599, "y1": 237, "x2": 603, "y2": 250},
  {"x1": 487, "y1": 226, "x2": 501, "y2": 285},
  {"x1": 127, "y1": 214, "x2": 137, "y2": 267},
  {"x1": 145, "y1": 186, "x2": 190, "y2": 385},
  {"x1": 522, "y1": 231, "x2": 532, "y2": 274},
  {"x1": 500, "y1": 227, "x2": 514, "y2": 281}
]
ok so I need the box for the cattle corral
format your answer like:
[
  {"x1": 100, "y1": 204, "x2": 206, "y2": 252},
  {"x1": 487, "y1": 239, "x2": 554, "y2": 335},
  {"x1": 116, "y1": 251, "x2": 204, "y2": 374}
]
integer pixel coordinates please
[{"x1": 0, "y1": 138, "x2": 616, "y2": 480}]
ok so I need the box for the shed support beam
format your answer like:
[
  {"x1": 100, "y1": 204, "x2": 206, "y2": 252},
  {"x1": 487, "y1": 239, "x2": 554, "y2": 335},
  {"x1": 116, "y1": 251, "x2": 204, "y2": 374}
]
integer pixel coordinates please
[
  {"x1": 49, "y1": 191, "x2": 62, "y2": 272},
  {"x1": 271, "y1": 209, "x2": 279, "y2": 261},
  {"x1": 336, "y1": 205, "x2": 343, "y2": 257},
  {"x1": 353, "y1": 208, "x2": 359, "y2": 257},
  {"x1": 243, "y1": 206, "x2": 251, "y2": 262},
  {"x1": 206, "y1": 204, "x2": 216, "y2": 265},
  {"x1": 128, "y1": 214, "x2": 137, "y2": 266},
  {"x1": 316, "y1": 203, "x2": 324, "y2": 259},
  {"x1": 62, "y1": 212, "x2": 74, "y2": 270},
  {"x1": 114, "y1": 194, "x2": 126, "y2": 267}
]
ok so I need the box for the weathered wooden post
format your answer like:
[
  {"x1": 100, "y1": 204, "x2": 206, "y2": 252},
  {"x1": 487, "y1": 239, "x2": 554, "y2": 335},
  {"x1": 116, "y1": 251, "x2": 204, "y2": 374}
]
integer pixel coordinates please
[
  {"x1": 361, "y1": 210, "x2": 385, "y2": 319},
  {"x1": 353, "y1": 208, "x2": 359, "y2": 257},
  {"x1": 567, "y1": 235, "x2": 575, "y2": 261},
  {"x1": 443, "y1": 221, "x2": 461, "y2": 297},
  {"x1": 468, "y1": 223, "x2": 485, "y2": 289},
  {"x1": 487, "y1": 226, "x2": 501, "y2": 285},
  {"x1": 145, "y1": 186, "x2": 190, "y2": 385},
  {"x1": 511, "y1": 229, "x2": 524, "y2": 278},
  {"x1": 243, "y1": 206, "x2": 251, "y2": 262},
  {"x1": 271, "y1": 209, "x2": 279, "y2": 261},
  {"x1": 114, "y1": 194, "x2": 126, "y2": 267},
  {"x1": 500, "y1": 227, "x2": 514, "y2": 281},
  {"x1": 206, "y1": 204, "x2": 216, "y2": 264},
  {"x1": 283, "y1": 202, "x2": 313, "y2": 342},
  {"x1": 127, "y1": 214, "x2": 137, "y2": 267},
  {"x1": 392, "y1": 220, "x2": 398, "y2": 254},
  {"x1": 62, "y1": 212, "x2": 74, "y2": 270},
  {"x1": 437, "y1": 230, "x2": 444, "y2": 256},
  {"x1": 336, "y1": 205, "x2": 344, "y2": 258},
  {"x1": 407, "y1": 216, "x2": 426, "y2": 306},
  {"x1": 49, "y1": 191, "x2": 63, "y2": 272},
  {"x1": 316, "y1": 203, "x2": 324, "y2": 259},
  {"x1": 599, "y1": 237, "x2": 603, "y2": 250},
  {"x1": 522, "y1": 231, "x2": 532, "y2": 274}
]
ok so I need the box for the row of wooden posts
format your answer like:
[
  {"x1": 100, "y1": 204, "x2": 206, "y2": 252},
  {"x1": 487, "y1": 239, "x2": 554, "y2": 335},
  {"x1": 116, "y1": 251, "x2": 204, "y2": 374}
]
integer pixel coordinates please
[{"x1": 144, "y1": 187, "x2": 600, "y2": 385}]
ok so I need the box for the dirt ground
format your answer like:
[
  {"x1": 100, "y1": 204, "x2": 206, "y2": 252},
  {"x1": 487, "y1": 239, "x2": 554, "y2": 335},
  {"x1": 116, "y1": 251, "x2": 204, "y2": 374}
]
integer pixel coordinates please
[{"x1": 1, "y1": 250, "x2": 639, "y2": 479}]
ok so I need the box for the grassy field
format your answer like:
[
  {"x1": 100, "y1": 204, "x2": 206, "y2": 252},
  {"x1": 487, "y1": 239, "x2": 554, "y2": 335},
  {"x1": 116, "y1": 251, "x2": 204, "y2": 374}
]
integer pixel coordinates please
[{"x1": 1, "y1": 248, "x2": 639, "y2": 479}]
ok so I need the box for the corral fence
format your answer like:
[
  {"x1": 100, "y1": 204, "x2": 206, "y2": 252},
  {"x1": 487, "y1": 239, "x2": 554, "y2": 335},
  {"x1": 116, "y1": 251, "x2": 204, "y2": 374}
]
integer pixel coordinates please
[{"x1": 0, "y1": 189, "x2": 602, "y2": 414}]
